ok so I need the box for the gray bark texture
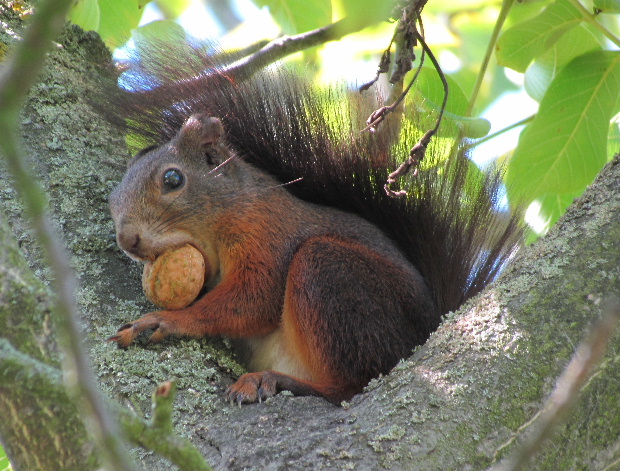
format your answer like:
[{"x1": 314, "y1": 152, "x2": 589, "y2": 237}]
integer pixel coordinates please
[{"x1": 0, "y1": 15, "x2": 619, "y2": 471}]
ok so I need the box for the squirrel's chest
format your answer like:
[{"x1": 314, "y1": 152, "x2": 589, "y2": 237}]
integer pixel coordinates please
[{"x1": 231, "y1": 328, "x2": 313, "y2": 381}]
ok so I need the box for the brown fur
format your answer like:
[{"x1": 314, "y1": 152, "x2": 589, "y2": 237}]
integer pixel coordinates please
[
  {"x1": 109, "y1": 114, "x2": 440, "y2": 403},
  {"x1": 105, "y1": 45, "x2": 522, "y2": 404}
]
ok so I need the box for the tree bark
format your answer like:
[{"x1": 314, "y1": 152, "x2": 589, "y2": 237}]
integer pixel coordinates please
[{"x1": 0, "y1": 15, "x2": 618, "y2": 471}]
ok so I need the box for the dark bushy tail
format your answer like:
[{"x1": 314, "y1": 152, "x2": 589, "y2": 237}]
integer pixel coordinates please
[{"x1": 104, "y1": 39, "x2": 523, "y2": 317}]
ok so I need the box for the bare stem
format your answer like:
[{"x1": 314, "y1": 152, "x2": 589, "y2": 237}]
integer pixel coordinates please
[
  {"x1": 463, "y1": 114, "x2": 535, "y2": 151},
  {"x1": 222, "y1": 15, "x2": 382, "y2": 79},
  {"x1": 466, "y1": 0, "x2": 516, "y2": 117},
  {"x1": 567, "y1": 0, "x2": 620, "y2": 47},
  {"x1": 0, "y1": 2, "x2": 137, "y2": 470}
]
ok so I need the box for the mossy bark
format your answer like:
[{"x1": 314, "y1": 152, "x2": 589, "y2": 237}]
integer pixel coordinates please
[{"x1": 0, "y1": 9, "x2": 618, "y2": 471}]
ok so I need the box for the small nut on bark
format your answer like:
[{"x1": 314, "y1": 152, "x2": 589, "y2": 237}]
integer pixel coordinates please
[{"x1": 142, "y1": 244, "x2": 206, "y2": 310}]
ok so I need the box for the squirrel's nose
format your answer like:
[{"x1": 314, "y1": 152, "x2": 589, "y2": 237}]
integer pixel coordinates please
[{"x1": 116, "y1": 228, "x2": 142, "y2": 258}]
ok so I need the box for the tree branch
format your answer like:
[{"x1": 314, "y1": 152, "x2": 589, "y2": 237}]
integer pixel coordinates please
[
  {"x1": 222, "y1": 15, "x2": 380, "y2": 79},
  {"x1": 489, "y1": 298, "x2": 620, "y2": 471}
]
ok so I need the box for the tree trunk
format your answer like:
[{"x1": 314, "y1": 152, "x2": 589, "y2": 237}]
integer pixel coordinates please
[{"x1": 0, "y1": 14, "x2": 618, "y2": 471}]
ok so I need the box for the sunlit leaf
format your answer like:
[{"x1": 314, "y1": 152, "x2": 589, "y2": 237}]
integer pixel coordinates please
[
  {"x1": 412, "y1": 67, "x2": 491, "y2": 138},
  {"x1": 0, "y1": 445, "x2": 10, "y2": 471},
  {"x1": 447, "y1": 113, "x2": 491, "y2": 138},
  {"x1": 155, "y1": 0, "x2": 191, "y2": 19},
  {"x1": 98, "y1": 0, "x2": 144, "y2": 49},
  {"x1": 524, "y1": 24, "x2": 602, "y2": 101},
  {"x1": 525, "y1": 191, "x2": 581, "y2": 241},
  {"x1": 68, "y1": 0, "x2": 100, "y2": 32},
  {"x1": 450, "y1": 8, "x2": 520, "y2": 112},
  {"x1": 426, "y1": 0, "x2": 497, "y2": 14},
  {"x1": 496, "y1": 0, "x2": 583, "y2": 72},
  {"x1": 254, "y1": 0, "x2": 332, "y2": 35},
  {"x1": 507, "y1": 50, "x2": 620, "y2": 205},
  {"x1": 340, "y1": 0, "x2": 395, "y2": 25},
  {"x1": 608, "y1": 121, "x2": 620, "y2": 157},
  {"x1": 594, "y1": 0, "x2": 620, "y2": 13}
]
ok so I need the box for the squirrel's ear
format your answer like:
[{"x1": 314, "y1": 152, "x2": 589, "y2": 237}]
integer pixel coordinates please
[{"x1": 177, "y1": 114, "x2": 224, "y2": 148}]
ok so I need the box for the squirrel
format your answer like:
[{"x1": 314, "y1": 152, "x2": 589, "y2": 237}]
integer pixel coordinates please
[{"x1": 105, "y1": 41, "x2": 522, "y2": 405}]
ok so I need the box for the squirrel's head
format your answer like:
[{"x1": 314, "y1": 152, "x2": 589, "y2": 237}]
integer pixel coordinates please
[{"x1": 109, "y1": 114, "x2": 238, "y2": 261}]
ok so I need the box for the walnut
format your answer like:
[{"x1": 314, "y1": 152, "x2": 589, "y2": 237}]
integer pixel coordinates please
[{"x1": 142, "y1": 244, "x2": 206, "y2": 310}]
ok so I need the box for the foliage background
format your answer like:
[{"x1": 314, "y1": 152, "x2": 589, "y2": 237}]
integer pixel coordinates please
[{"x1": 70, "y1": 0, "x2": 620, "y2": 238}]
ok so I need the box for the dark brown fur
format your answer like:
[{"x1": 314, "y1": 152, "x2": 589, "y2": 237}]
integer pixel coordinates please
[{"x1": 106, "y1": 41, "x2": 522, "y2": 404}]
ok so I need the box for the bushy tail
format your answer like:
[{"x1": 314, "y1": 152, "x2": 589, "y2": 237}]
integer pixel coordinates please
[{"x1": 104, "y1": 38, "x2": 523, "y2": 317}]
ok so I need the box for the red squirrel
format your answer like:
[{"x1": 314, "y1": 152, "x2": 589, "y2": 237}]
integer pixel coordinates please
[{"x1": 106, "y1": 43, "x2": 522, "y2": 405}]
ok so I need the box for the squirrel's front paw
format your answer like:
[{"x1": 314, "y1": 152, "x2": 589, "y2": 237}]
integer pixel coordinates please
[
  {"x1": 225, "y1": 371, "x2": 278, "y2": 405},
  {"x1": 108, "y1": 312, "x2": 170, "y2": 348}
]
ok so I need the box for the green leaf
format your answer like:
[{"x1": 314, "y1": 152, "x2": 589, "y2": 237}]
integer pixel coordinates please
[
  {"x1": 413, "y1": 67, "x2": 491, "y2": 138},
  {"x1": 254, "y1": 0, "x2": 332, "y2": 35},
  {"x1": 496, "y1": 0, "x2": 583, "y2": 72},
  {"x1": 0, "y1": 444, "x2": 11, "y2": 471},
  {"x1": 524, "y1": 24, "x2": 602, "y2": 101},
  {"x1": 608, "y1": 121, "x2": 620, "y2": 157},
  {"x1": 594, "y1": 0, "x2": 620, "y2": 13},
  {"x1": 507, "y1": 50, "x2": 620, "y2": 206},
  {"x1": 68, "y1": 0, "x2": 100, "y2": 32},
  {"x1": 443, "y1": 112, "x2": 492, "y2": 139},
  {"x1": 340, "y1": 0, "x2": 395, "y2": 26},
  {"x1": 98, "y1": 0, "x2": 144, "y2": 49},
  {"x1": 155, "y1": 0, "x2": 191, "y2": 19},
  {"x1": 416, "y1": 67, "x2": 466, "y2": 114},
  {"x1": 527, "y1": 191, "x2": 582, "y2": 239}
]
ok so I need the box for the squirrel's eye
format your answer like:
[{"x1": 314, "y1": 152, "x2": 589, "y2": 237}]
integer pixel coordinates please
[{"x1": 162, "y1": 168, "x2": 185, "y2": 191}]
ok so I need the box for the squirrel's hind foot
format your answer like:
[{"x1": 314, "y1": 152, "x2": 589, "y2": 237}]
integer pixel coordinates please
[
  {"x1": 225, "y1": 371, "x2": 279, "y2": 405},
  {"x1": 225, "y1": 370, "x2": 351, "y2": 405}
]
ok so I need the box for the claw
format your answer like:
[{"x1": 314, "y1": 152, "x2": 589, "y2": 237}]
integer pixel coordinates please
[
  {"x1": 106, "y1": 312, "x2": 169, "y2": 348},
  {"x1": 117, "y1": 323, "x2": 133, "y2": 332},
  {"x1": 224, "y1": 371, "x2": 279, "y2": 405}
]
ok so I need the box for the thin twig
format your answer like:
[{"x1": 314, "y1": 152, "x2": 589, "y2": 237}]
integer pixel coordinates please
[
  {"x1": 0, "y1": 340, "x2": 213, "y2": 471},
  {"x1": 383, "y1": 29, "x2": 449, "y2": 197},
  {"x1": 463, "y1": 115, "x2": 535, "y2": 151},
  {"x1": 0, "y1": 2, "x2": 138, "y2": 470},
  {"x1": 359, "y1": 33, "x2": 395, "y2": 92},
  {"x1": 152, "y1": 381, "x2": 176, "y2": 434},
  {"x1": 222, "y1": 15, "x2": 384, "y2": 80},
  {"x1": 465, "y1": 0, "x2": 516, "y2": 118},
  {"x1": 567, "y1": 0, "x2": 620, "y2": 47}
]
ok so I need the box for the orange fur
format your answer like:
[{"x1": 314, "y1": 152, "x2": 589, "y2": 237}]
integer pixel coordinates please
[{"x1": 109, "y1": 108, "x2": 521, "y2": 405}]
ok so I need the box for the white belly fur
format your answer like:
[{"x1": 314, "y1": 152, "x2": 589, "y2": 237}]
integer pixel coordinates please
[{"x1": 233, "y1": 328, "x2": 313, "y2": 382}]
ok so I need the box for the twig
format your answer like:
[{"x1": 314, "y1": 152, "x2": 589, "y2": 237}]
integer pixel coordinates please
[
  {"x1": 384, "y1": 128, "x2": 435, "y2": 197},
  {"x1": 383, "y1": 29, "x2": 449, "y2": 197},
  {"x1": 222, "y1": 15, "x2": 382, "y2": 80},
  {"x1": 489, "y1": 298, "x2": 620, "y2": 471},
  {"x1": 360, "y1": 8, "x2": 447, "y2": 198},
  {"x1": 567, "y1": 0, "x2": 620, "y2": 47},
  {"x1": 465, "y1": 0, "x2": 516, "y2": 118},
  {"x1": 359, "y1": 33, "x2": 395, "y2": 92},
  {"x1": 134, "y1": 381, "x2": 214, "y2": 471},
  {"x1": 152, "y1": 381, "x2": 176, "y2": 434},
  {"x1": 0, "y1": 2, "x2": 138, "y2": 471},
  {"x1": 463, "y1": 115, "x2": 535, "y2": 151},
  {"x1": 360, "y1": 7, "x2": 427, "y2": 128},
  {"x1": 0, "y1": 341, "x2": 213, "y2": 471}
]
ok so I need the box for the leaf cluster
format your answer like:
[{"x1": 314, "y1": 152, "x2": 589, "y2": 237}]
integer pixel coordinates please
[{"x1": 497, "y1": 0, "x2": 619, "y2": 235}]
